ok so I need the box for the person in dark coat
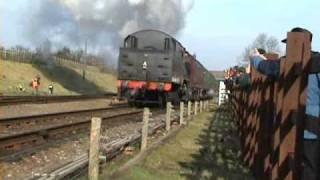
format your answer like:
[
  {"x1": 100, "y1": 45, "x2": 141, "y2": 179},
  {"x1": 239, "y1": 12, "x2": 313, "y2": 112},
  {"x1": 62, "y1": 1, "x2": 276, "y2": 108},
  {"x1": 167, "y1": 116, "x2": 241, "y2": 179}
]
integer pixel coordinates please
[{"x1": 250, "y1": 27, "x2": 320, "y2": 180}]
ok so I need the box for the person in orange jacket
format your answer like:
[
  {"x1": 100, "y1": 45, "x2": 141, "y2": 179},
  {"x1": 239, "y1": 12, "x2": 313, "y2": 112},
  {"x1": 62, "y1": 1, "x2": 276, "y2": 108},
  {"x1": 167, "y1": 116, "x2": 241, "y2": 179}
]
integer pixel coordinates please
[{"x1": 32, "y1": 78, "x2": 39, "y2": 95}]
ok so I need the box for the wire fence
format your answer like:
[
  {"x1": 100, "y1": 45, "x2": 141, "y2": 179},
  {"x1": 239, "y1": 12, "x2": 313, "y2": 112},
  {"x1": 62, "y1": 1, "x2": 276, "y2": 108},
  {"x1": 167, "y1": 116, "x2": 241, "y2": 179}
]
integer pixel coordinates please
[
  {"x1": 0, "y1": 49, "x2": 107, "y2": 67},
  {"x1": 0, "y1": 49, "x2": 34, "y2": 63}
]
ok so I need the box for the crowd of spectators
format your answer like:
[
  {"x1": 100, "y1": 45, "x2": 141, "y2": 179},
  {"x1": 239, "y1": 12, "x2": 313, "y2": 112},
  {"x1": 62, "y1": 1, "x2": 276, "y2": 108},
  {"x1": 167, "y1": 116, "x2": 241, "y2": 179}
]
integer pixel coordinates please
[{"x1": 224, "y1": 64, "x2": 250, "y2": 89}]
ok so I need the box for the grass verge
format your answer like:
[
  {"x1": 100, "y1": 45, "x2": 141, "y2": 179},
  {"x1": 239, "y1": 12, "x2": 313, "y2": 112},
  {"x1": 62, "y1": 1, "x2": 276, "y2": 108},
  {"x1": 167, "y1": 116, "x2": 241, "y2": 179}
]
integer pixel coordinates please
[
  {"x1": 101, "y1": 105, "x2": 253, "y2": 180},
  {"x1": 0, "y1": 59, "x2": 116, "y2": 95}
]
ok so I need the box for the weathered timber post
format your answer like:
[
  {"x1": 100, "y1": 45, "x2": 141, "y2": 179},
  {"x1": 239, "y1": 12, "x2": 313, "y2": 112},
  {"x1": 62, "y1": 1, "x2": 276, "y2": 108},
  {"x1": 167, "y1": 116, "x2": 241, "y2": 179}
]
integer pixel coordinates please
[
  {"x1": 141, "y1": 108, "x2": 150, "y2": 151},
  {"x1": 194, "y1": 101, "x2": 198, "y2": 115},
  {"x1": 198, "y1": 101, "x2": 200, "y2": 113},
  {"x1": 202, "y1": 100, "x2": 205, "y2": 112},
  {"x1": 88, "y1": 117, "x2": 102, "y2": 180},
  {"x1": 180, "y1": 101, "x2": 184, "y2": 125},
  {"x1": 204, "y1": 100, "x2": 207, "y2": 111},
  {"x1": 2, "y1": 49, "x2": 4, "y2": 59},
  {"x1": 187, "y1": 101, "x2": 192, "y2": 118},
  {"x1": 166, "y1": 102, "x2": 172, "y2": 131}
]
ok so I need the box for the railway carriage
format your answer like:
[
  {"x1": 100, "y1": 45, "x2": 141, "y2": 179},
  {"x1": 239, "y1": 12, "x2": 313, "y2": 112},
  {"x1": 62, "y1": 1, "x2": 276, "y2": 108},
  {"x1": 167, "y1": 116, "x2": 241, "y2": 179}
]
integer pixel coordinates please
[{"x1": 117, "y1": 29, "x2": 215, "y2": 106}]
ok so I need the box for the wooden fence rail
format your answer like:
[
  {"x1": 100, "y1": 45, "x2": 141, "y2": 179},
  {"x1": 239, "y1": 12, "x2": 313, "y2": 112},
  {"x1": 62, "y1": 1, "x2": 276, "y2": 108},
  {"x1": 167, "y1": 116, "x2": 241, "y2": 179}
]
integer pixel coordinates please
[{"x1": 227, "y1": 31, "x2": 318, "y2": 180}]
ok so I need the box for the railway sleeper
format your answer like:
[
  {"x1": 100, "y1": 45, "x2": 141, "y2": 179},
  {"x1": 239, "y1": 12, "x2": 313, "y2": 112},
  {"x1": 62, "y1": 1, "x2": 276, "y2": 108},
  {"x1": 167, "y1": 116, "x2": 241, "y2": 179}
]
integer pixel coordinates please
[
  {"x1": 0, "y1": 134, "x2": 45, "y2": 156},
  {"x1": 0, "y1": 124, "x2": 90, "y2": 157},
  {"x1": 48, "y1": 124, "x2": 90, "y2": 139},
  {"x1": 0, "y1": 116, "x2": 68, "y2": 132},
  {"x1": 0, "y1": 118, "x2": 85, "y2": 135}
]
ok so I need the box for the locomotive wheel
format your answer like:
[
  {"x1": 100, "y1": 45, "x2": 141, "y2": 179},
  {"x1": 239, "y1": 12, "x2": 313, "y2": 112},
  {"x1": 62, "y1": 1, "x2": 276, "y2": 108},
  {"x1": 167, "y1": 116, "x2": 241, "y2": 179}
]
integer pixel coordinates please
[
  {"x1": 128, "y1": 101, "x2": 135, "y2": 107},
  {"x1": 170, "y1": 92, "x2": 180, "y2": 106},
  {"x1": 135, "y1": 101, "x2": 143, "y2": 108}
]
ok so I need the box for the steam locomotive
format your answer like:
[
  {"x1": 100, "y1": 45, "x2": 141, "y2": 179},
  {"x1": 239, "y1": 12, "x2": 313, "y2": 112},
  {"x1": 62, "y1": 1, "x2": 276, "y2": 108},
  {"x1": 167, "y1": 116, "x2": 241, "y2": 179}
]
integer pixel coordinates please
[{"x1": 117, "y1": 29, "x2": 215, "y2": 107}]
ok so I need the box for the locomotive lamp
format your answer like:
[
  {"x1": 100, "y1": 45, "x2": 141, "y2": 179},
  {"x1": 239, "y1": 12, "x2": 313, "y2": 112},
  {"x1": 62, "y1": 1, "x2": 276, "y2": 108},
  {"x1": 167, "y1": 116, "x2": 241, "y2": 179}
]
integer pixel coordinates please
[
  {"x1": 142, "y1": 60, "x2": 148, "y2": 81},
  {"x1": 142, "y1": 60, "x2": 149, "y2": 92},
  {"x1": 142, "y1": 61, "x2": 148, "y2": 70}
]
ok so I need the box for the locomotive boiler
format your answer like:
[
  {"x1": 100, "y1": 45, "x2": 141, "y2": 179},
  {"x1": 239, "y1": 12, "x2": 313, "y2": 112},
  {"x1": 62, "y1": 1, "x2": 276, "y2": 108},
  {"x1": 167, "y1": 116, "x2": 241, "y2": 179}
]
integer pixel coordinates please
[{"x1": 117, "y1": 29, "x2": 215, "y2": 107}]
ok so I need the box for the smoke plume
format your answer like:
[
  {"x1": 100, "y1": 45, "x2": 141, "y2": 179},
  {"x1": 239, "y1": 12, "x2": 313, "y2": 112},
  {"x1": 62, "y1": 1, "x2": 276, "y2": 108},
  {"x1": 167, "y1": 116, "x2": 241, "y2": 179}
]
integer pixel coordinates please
[{"x1": 22, "y1": 0, "x2": 194, "y2": 62}]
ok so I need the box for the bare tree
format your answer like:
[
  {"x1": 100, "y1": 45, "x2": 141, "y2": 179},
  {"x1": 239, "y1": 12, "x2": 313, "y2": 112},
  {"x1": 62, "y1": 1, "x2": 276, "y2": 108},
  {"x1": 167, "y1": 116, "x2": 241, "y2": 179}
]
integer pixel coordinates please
[
  {"x1": 252, "y1": 33, "x2": 268, "y2": 50},
  {"x1": 239, "y1": 33, "x2": 282, "y2": 64},
  {"x1": 237, "y1": 46, "x2": 251, "y2": 66},
  {"x1": 266, "y1": 36, "x2": 281, "y2": 53}
]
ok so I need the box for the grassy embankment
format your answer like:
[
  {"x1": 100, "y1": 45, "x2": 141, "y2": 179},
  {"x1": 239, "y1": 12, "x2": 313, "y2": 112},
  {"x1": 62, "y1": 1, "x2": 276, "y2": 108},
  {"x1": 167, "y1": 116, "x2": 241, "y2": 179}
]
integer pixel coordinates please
[
  {"x1": 0, "y1": 59, "x2": 117, "y2": 95},
  {"x1": 101, "y1": 104, "x2": 253, "y2": 180}
]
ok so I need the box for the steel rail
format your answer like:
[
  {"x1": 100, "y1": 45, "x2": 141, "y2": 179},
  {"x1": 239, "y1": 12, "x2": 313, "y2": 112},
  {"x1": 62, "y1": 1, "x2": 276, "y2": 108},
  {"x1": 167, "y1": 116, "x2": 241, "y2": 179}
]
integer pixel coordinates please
[
  {"x1": 0, "y1": 93, "x2": 117, "y2": 106},
  {"x1": 0, "y1": 108, "x2": 142, "y2": 159}
]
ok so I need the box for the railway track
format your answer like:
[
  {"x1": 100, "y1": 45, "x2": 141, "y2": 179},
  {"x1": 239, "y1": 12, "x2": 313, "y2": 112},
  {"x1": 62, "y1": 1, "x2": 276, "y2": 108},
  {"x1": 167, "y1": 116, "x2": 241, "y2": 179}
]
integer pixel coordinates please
[
  {"x1": 0, "y1": 105, "x2": 142, "y2": 160},
  {"x1": 31, "y1": 110, "x2": 177, "y2": 180},
  {"x1": 0, "y1": 93, "x2": 117, "y2": 106}
]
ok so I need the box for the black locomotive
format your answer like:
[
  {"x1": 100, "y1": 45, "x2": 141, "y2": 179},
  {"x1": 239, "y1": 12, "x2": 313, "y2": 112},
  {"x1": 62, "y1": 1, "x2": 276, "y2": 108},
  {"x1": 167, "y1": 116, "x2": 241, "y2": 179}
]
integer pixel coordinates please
[{"x1": 117, "y1": 29, "x2": 215, "y2": 106}]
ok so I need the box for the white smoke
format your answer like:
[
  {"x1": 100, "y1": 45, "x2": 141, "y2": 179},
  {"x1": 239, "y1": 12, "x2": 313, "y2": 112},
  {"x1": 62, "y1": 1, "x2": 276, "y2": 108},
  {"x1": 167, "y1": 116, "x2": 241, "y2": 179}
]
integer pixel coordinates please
[{"x1": 22, "y1": 0, "x2": 194, "y2": 62}]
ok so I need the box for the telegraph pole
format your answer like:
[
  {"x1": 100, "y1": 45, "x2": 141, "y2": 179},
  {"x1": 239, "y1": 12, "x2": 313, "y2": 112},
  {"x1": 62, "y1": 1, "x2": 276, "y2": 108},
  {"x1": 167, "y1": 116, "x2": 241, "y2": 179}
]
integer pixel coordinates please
[{"x1": 82, "y1": 39, "x2": 87, "y2": 80}]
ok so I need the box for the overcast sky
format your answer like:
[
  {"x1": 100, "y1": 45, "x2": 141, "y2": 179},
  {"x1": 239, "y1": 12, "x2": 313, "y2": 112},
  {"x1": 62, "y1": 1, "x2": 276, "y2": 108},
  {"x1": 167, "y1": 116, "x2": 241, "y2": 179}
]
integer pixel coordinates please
[{"x1": 1, "y1": 0, "x2": 320, "y2": 70}]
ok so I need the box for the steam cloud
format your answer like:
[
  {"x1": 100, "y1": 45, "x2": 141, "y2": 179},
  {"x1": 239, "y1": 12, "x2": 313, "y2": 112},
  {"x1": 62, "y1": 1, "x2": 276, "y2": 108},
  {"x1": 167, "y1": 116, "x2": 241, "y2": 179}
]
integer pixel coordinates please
[{"x1": 23, "y1": 0, "x2": 194, "y2": 62}]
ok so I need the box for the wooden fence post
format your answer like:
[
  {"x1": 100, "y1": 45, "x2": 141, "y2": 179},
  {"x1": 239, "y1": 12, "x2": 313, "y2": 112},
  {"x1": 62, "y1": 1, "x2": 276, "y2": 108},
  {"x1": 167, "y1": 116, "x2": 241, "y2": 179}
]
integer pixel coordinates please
[
  {"x1": 88, "y1": 117, "x2": 102, "y2": 180},
  {"x1": 194, "y1": 101, "x2": 198, "y2": 115},
  {"x1": 206, "y1": 100, "x2": 209, "y2": 111},
  {"x1": 180, "y1": 102, "x2": 184, "y2": 125},
  {"x1": 141, "y1": 108, "x2": 150, "y2": 151},
  {"x1": 1, "y1": 49, "x2": 5, "y2": 59},
  {"x1": 202, "y1": 101, "x2": 204, "y2": 112},
  {"x1": 166, "y1": 102, "x2": 172, "y2": 131},
  {"x1": 187, "y1": 101, "x2": 191, "y2": 118},
  {"x1": 276, "y1": 31, "x2": 310, "y2": 180},
  {"x1": 198, "y1": 101, "x2": 200, "y2": 113}
]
